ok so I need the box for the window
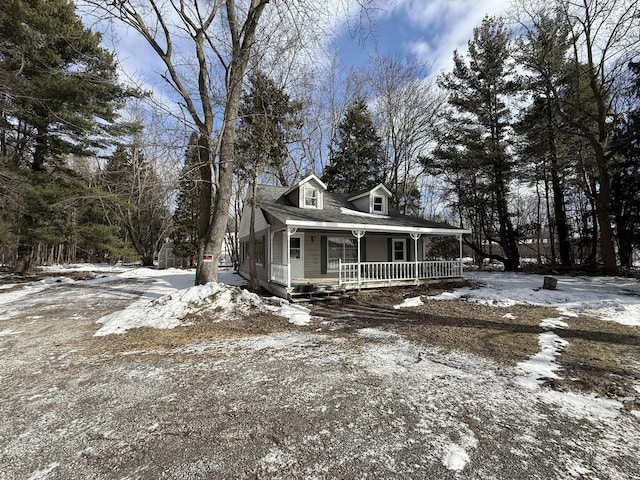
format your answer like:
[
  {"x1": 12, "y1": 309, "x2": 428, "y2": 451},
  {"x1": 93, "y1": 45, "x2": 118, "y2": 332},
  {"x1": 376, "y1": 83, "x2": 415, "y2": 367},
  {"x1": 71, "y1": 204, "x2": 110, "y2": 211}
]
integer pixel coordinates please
[
  {"x1": 328, "y1": 237, "x2": 358, "y2": 270},
  {"x1": 290, "y1": 237, "x2": 301, "y2": 260},
  {"x1": 304, "y1": 187, "x2": 318, "y2": 207},
  {"x1": 393, "y1": 239, "x2": 406, "y2": 261},
  {"x1": 249, "y1": 236, "x2": 265, "y2": 265},
  {"x1": 373, "y1": 196, "x2": 384, "y2": 213}
]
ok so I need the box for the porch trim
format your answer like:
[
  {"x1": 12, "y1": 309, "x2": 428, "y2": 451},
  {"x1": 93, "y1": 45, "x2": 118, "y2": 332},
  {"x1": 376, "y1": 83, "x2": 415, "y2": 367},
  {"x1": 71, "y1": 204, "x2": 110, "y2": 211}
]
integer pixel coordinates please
[{"x1": 284, "y1": 219, "x2": 470, "y2": 236}]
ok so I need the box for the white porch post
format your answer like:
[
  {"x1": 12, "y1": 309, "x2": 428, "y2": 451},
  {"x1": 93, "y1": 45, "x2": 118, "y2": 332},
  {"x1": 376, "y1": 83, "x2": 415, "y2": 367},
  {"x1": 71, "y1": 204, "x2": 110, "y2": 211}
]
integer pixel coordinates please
[
  {"x1": 286, "y1": 227, "x2": 297, "y2": 288},
  {"x1": 351, "y1": 230, "x2": 365, "y2": 287},
  {"x1": 458, "y1": 234, "x2": 463, "y2": 277},
  {"x1": 410, "y1": 232, "x2": 421, "y2": 280},
  {"x1": 269, "y1": 229, "x2": 274, "y2": 282}
]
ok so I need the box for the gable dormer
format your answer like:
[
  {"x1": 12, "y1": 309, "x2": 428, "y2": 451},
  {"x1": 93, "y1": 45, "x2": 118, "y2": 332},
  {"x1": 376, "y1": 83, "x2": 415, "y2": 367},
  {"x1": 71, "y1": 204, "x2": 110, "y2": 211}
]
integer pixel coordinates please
[
  {"x1": 348, "y1": 184, "x2": 392, "y2": 215},
  {"x1": 284, "y1": 174, "x2": 327, "y2": 210}
]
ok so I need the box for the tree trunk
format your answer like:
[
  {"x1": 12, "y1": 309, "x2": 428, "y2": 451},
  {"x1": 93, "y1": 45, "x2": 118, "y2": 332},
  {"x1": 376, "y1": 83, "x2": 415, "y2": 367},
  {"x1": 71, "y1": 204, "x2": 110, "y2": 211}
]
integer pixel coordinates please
[
  {"x1": 195, "y1": 134, "x2": 214, "y2": 283},
  {"x1": 545, "y1": 96, "x2": 572, "y2": 267},
  {"x1": 33, "y1": 124, "x2": 48, "y2": 172},
  {"x1": 494, "y1": 157, "x2": 519, "y2": 271},
  {"x1": 194, "y1": 0, "x2": 269, "y2": 285},
  {"x1": 590, "y1": 142, "x2": 617, "y2": 275}
]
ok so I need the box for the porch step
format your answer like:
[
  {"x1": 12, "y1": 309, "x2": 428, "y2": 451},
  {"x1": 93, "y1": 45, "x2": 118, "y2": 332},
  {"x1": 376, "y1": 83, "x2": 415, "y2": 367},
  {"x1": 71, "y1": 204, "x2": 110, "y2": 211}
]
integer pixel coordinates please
[{"x1": 289, "y1": 284, "x2": 348, "y2": 302}]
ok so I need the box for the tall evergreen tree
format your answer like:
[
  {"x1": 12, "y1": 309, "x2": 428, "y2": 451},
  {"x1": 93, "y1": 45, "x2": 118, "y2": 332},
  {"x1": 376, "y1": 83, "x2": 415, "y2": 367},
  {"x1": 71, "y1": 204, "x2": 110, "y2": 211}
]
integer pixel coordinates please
[
  {"x1": 611, "y1": 61, "x2": 640, "y2": 269},
  {"x1": 0, "y1": 0, "x2": 135, "y2": 271},
  {"x1": 0, "y1": 0, "x2": 132, "y2": 171},
  {"x1": 323, "y1": 97, "x2": 385, "y2": 194},
  {"x1": 236, "y1": 71, "x2": 302, "y2": 290},
  {"x1": 171, "y1": 132, "x2": 201, "y2": 266},
  {"x1": 236, "y1": 71, "x2": 302, "y2": 187},
  {"x1": 434, "y1": 16, "x2": 521, "y2": 271},
  {"x1": 516, "y1": 10, "x2": 574, "y2": 267}
]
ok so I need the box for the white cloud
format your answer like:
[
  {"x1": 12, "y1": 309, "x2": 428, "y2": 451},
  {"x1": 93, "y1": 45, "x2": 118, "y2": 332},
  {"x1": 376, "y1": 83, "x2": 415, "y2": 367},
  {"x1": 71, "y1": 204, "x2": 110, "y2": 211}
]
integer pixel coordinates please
[{"x1": 391, "y1": 0, "x2": 513, "y2": 76}]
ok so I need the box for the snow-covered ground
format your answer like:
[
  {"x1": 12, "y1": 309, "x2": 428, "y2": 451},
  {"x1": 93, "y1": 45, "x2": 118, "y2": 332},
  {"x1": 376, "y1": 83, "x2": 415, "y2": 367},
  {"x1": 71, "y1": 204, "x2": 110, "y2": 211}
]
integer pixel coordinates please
[
  {"x1": 436, "y1": 271, "x2": 640, "y2": 326},
  {"x1": 18, "y1": 264, "x2": 312, "y2": 335},
  {"x1": 1, "y1": 265, "x2": 639, "y2": 478},
  {"x1": 22, "y1": 265, "x2": 638, "y2": 331}
]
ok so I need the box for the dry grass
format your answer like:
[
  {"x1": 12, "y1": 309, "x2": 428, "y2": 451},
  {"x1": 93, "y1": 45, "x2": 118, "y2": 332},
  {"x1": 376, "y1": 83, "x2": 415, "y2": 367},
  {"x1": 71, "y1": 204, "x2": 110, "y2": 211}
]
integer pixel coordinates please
[
  {"x1": 86, "y1": 310, "x2": 292, "y2": 356},
  {"x1": 83, "y1": 280, "x2": 639, "y2": 401},
  {"x1": 550, "y1": 315, "x2": 640, "y2": 405},
  {"x1": 320, "y1": 284, "x2": 640, "y2": 400}
]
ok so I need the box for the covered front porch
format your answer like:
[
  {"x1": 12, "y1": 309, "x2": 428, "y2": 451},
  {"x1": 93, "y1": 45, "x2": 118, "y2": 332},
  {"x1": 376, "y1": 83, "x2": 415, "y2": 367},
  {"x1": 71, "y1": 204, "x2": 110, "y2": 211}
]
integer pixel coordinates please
[{"x1": 268, "y1": 224, "x2": 466, "y2": 299}]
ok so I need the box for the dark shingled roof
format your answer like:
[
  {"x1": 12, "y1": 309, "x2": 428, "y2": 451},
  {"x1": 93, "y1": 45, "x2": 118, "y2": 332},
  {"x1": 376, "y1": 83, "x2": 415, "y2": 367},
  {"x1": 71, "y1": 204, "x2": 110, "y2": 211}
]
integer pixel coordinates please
[{"x1": 256, "y1": 185, "x2": 465, "y2": 232}]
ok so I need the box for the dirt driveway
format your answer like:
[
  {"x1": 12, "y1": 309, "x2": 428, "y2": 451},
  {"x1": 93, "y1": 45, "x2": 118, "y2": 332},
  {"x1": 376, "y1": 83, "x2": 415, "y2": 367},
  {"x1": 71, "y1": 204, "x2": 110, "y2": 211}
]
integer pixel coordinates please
[{"x1": 1, "y1": 275, "x2": 639, "y2": 479}]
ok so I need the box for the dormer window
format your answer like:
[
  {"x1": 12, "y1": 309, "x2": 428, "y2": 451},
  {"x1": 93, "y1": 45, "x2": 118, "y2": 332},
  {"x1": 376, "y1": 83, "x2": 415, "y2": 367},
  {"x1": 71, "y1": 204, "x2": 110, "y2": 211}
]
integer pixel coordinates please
[
  {"x1": 284, "y1": 173, "x2": 327, "y2": 209},
  {"x1": 347, "y1": 183, "x2": 391, "y2": 215},
  {"x1": 304, "y1": 187, "x2": 318, "y2": 208},
  {"x1": 373, "y1": 196, "x2": 384, "y2": 213}
]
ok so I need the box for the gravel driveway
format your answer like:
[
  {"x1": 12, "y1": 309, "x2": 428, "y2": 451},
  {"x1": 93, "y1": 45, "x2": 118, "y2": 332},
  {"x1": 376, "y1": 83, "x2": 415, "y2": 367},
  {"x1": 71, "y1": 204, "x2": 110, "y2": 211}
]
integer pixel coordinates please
[{"x1": 1, "y1": 276, "x2": 639, "y2": 479}]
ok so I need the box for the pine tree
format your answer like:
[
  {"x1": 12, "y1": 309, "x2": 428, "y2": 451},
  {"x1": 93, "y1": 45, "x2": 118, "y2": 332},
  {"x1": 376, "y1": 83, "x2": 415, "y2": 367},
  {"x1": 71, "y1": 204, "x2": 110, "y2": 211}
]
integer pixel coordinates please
[
  {"x1": 236, "y1": 71, "x2": 302, "y2": 290},
  {"x1": 0, "y1": 0, "x2": 133, "y2": 171},
  {"x1": 323, "y1": 97, "x2": 385, "y2": 194},
  {"x1": 171, "y1": 133, "x2": 201, "y2": 266},
  {"x1": 435, "y1": 16, "x2": 521, "y2": 271},
  {"x1": 516, "y1": 11, "x2": 574, "y2": 267},
  {"x1": 611, "y1": 62, "x2": 640, "y2": 269},
  {"x1": 236, "y1": 71, "x2": 302, "y2": 186}
]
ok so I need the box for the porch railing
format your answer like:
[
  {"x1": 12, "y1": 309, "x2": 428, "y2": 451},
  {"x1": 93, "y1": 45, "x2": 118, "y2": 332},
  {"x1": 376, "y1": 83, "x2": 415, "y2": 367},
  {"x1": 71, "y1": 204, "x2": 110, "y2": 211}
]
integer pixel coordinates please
[
  {"x1": 270, "y1": 263, "x2": 288, "y2": 285},
  {"x1": 339, "y1": 260, "x2": 462, "y2": 286},
  {"x1": 270, "y1": 260, "x2": 463, "y2": 287}
]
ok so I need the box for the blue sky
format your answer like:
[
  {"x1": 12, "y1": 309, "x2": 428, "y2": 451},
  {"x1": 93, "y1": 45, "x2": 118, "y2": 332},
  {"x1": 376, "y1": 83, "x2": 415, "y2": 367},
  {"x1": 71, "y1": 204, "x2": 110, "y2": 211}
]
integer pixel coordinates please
[
  {"x1": 333, "y1": 0, "x2": 512, "y2": 76},
  {"x1": 90, "y1": 0, "x2": 512, "y2": 93}
]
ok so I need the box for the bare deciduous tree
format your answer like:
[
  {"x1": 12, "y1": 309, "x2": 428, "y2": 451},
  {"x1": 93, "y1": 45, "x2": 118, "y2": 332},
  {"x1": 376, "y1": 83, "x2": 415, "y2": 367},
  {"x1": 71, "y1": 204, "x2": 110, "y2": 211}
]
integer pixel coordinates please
[
  {"x1": 555, "y1": 0, "x2": 638, "y2": 273},
  {"x1": 83, "y1": 0, "x2": 269, "y2": 283},
  {"x1": 365, "y1": 56, "x2": 445, "y2": 214},
  {"x1": 83, "y1": 0, "x2": 372, "y2": 283}
]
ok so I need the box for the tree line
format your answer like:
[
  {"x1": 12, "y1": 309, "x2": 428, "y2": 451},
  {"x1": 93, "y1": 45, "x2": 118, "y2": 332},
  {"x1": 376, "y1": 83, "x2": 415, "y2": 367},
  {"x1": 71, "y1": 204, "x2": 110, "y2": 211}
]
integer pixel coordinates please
[
  {"x1": 1, "y1": 0, "x2": 638, "y2": 277},
  {"x1": 432, "y1": 3, "x2": 639, "y2": 274}
]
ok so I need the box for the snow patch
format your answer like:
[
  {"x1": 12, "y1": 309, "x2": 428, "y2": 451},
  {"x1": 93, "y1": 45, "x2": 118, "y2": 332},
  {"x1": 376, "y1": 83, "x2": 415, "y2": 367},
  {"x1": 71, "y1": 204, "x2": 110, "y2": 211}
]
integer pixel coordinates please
[
  {"x1": 540, "y1": 390, "x2": 622, "y2": 420},
  {"x1": 340, "y1": 207, "x2": 389, "y2": 219},
  {"x1": 393, "y1": 296, "x2": 423, "y2": 309},
  {"x1": 0, "y1": 329, "x2": 21, "y2": 336},
  {"x1": 27, "y1": 462, "x2": 59, "y2": 480},
  {"x1": 540, "y1": 317, "x2": 569, "y2": 329},
  {"x1": 516, "y1": 318, "x2": 568, "y2": 389},
  {"x1": 239, "y1": 332, "x2": 323, "y2": 351},
  {"x1": 356, "y1": 327, "x2": 398, "y2": 339},
  {"x1": 443, "y1": 444, "x2": 470, "y2": 471},
  {"x1": 432, "y1": 272, "x2": 640, "y2": 326},
  {"x1": 259, "y1": 296, "x2": 313, "y2": 326}
]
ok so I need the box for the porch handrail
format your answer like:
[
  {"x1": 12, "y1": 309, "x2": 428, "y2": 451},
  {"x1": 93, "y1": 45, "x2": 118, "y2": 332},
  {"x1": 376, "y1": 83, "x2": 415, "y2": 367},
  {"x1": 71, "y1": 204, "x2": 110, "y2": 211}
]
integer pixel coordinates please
[{"x1": 339, "y1": 260, "x2": 462, "y2": 285}]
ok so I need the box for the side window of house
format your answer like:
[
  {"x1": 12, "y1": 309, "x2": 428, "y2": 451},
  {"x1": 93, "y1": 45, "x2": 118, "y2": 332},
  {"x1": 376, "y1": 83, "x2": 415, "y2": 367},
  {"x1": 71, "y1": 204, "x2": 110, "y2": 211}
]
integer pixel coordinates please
[
  {"x1": 304, "y1": 187, "x2": 318, "y2": 207},
  {"x1": 327, "y1": 237, "x2": 358, "y2": 270},
  {"x1": 256, "y1": 236, "x2": 265, "y2": 264}
]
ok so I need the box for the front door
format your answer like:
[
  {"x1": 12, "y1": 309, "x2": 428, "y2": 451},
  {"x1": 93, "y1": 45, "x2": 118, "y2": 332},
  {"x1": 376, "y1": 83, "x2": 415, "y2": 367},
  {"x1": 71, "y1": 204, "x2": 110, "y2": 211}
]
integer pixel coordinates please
[{"x1": 289, "y1": 233, "x2": 304, "y2": 279}]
